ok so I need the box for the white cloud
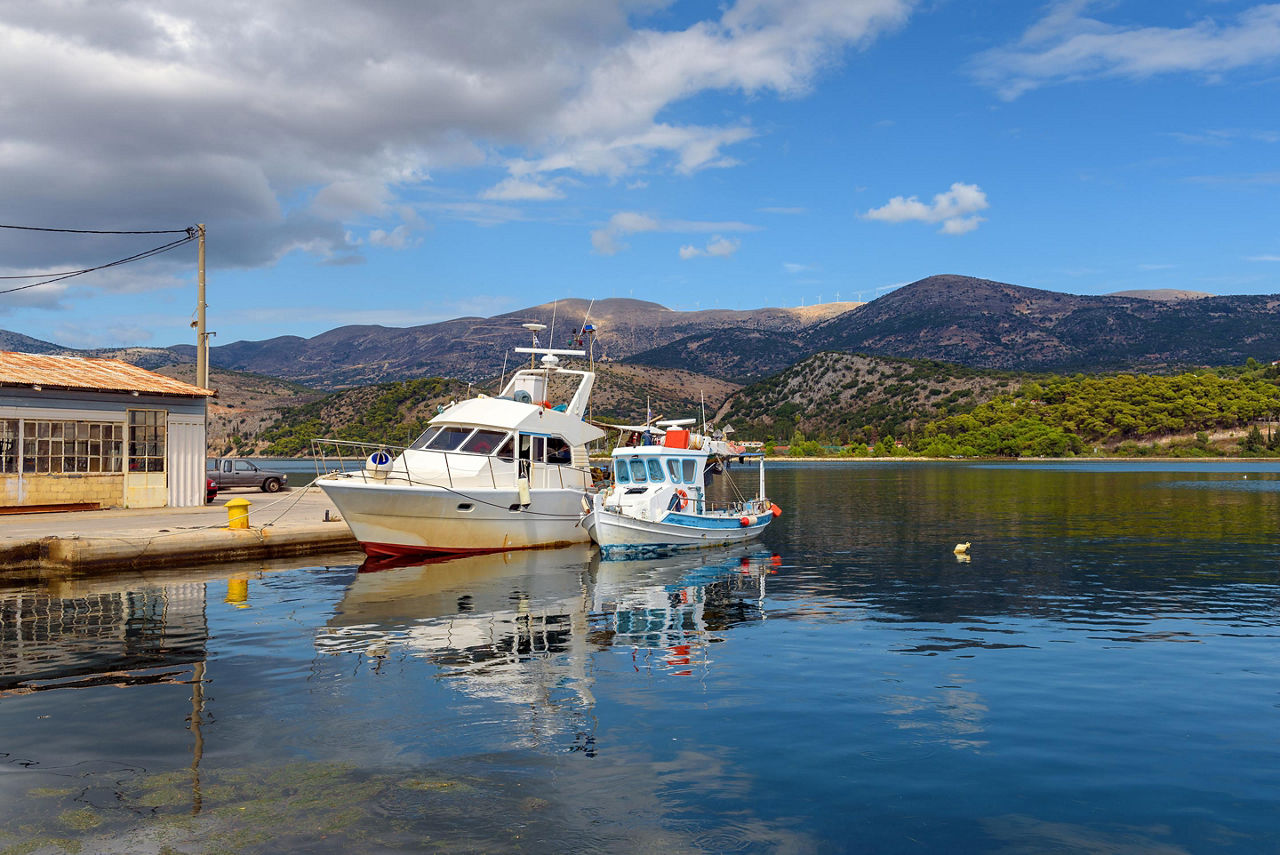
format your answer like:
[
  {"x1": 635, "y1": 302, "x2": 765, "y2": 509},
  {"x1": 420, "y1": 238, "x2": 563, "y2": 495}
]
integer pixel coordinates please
[
  {"x1": 480, "y1": 177, "x2": 566, "y2": 201},
  {"x1": 784, "y1": 262, "x2": 814, "y2": 273},
  {"x1": 863, "y1": 182, "x2": 989, "y2": 234},
  {"x1": 973, "y1": 2, "x2": 1280, "y2": 100},
  {"x1": 1170, "y1": 128, "x2": 1280, "y2": 146},
  {"x1": 592, "y1": 211, "x2": 758, "y2": 255},
  {"x1": 679, "y1": 236, "x2": 741, "y2": 259},
  {"x1": 1138, "y1": 263, "x2": 1176, "y2": 270},
  {"x1": 0, "y1": 0, "x2": 914, "y2": 291},
  {"x1": 368, "y1": 225, "x2": 416, "y2": 250},
  {"x1": 1248, "y1": 254, "x2": 1280, "y2": 262}
]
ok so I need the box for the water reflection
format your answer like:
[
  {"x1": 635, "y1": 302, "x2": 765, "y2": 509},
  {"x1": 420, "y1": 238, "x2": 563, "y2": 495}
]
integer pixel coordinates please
[
  {"x1": 0, "y1": 576, "x2": 210, "y2": 696},
  {"x1": 317, "y1": 546, "x2": 778, "y2": 752}
]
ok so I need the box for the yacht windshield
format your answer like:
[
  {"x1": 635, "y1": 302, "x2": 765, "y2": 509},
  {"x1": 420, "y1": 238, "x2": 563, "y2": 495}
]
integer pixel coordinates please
[
  {"x1": 410, "y1": 426, "x2": 442, "y2": 449},
  {"x1": 424, "y1": 426, "x2": 473, "y2": 451}
]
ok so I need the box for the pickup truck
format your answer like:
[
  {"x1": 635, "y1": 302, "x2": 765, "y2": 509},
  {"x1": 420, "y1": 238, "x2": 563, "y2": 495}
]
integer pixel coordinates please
[{"x1": 207, "y1": 458, "x2": 290, "y2": 493}]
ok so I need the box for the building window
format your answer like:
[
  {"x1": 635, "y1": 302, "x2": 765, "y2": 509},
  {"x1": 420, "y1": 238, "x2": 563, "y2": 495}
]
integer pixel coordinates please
[
  {"x1": 0, "y1": 420, "x2": 17, "y2": 474},
  {"x1": 128, "y1": 410, "x2": 166, "y2": 473},
  {"x1": 19, "y1": 420, "x2": 124, "y2": 474}
]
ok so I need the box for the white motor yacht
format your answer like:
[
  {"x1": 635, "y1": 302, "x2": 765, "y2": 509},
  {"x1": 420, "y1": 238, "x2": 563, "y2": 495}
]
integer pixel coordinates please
[{"x1": 317, "y1": 337, "x2": 604, "y2": 559}]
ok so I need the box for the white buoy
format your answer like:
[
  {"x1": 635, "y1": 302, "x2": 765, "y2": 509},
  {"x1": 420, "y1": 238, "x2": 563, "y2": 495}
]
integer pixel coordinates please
[{"x1": 953, "y1": 542, "x2": 971, "y2": 555}]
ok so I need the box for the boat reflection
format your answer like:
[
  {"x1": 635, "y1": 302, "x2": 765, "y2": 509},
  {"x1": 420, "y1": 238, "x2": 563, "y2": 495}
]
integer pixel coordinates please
[{"x1": 317, "y1": 545, "x2": 780, "y2": 686}]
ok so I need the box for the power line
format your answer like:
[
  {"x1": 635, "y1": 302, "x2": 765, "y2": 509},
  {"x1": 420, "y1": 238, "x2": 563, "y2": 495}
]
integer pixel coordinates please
[
  {"x1": 0, "y1": 233, "x2": 197, "y2": 296},
  {"x1": 0, "y1": 223, "x2": 193, "y2": 235}
]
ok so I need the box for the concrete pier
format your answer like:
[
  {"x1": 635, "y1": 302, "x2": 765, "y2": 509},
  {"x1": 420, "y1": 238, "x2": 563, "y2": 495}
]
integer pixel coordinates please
[{"x1": 0, "y1": 487, "x2": 360, "y2": 579}]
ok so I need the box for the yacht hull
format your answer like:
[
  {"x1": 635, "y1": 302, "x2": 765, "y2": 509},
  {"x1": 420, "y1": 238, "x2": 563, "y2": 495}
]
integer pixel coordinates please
[{"x1": 319, "y1": 477, "x2": 590, "y2": 557}]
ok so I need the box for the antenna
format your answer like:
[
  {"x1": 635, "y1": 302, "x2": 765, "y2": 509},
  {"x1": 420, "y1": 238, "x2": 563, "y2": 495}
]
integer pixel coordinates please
[
  {"x1": 548, "y1": 300, "x2": 558, "y2": 349},
  {"x1": 522, "y1": 322, "x2": 546, "y2": 368}
]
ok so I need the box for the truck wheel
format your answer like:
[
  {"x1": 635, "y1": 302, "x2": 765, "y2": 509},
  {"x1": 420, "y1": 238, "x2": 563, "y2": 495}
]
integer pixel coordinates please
[{"x1": 263, "y1": 478, "x2": 282, "y2": 493}]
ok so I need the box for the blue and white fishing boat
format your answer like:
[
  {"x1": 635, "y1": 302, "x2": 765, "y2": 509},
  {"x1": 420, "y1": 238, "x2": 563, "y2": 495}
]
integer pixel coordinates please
[{"x1": 584, "y1": 421, "x2": 780, "y2": 557}]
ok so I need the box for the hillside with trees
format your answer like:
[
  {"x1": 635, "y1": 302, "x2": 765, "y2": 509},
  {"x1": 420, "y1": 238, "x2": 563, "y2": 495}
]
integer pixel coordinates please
[
  {"x1": 722, "y1": 353, "x2": 1280, "y2": 458},
  {"x1": 719, "y1": 352, "x2": 1023, "y2": 447}
]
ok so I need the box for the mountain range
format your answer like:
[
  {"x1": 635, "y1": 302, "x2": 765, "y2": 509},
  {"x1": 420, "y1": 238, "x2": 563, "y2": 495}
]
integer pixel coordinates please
[{"x1": 7, "y1": 276, "x2": 1279, "y2": 392}]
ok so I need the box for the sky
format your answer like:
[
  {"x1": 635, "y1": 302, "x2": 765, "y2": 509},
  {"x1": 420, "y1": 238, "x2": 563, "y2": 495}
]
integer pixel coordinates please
[{"x1": 0, "y1": 0, "x2": 1278, "y2": 351}]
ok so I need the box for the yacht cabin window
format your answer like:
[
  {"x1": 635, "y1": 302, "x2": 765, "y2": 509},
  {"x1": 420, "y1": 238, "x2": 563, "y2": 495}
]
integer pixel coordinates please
[
  {"x1": 461, "y1": 429, "x2": 506, "y2": 455},
  {"x1": 546, "y1": 436, "x2": 571, "y2": 464}
]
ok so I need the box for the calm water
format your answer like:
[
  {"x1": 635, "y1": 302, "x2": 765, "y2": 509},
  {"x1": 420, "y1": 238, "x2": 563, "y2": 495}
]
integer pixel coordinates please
[{"x1": 3, "y1": 462, "x2": 1280, "y2": 853}]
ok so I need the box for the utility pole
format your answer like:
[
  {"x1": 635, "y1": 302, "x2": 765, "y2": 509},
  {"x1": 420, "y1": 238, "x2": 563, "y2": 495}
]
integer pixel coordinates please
[{"x1": 196, "y1": 224, "x2": 208, "y2": 389}]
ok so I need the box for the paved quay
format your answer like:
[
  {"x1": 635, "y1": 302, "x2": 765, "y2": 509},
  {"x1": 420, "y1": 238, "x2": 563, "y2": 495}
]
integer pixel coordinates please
[{"x1": 0, "y1": 487, "x2": 360, "y2": 579}]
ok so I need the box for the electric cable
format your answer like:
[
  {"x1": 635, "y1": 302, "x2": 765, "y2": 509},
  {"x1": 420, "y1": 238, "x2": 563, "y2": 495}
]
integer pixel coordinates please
[
  {"x1": 0, "y1": 223, "x2": 193, "y2": 235},
  {"x1": 0, "y1": 232, "x2": 196, "y2": 295}
]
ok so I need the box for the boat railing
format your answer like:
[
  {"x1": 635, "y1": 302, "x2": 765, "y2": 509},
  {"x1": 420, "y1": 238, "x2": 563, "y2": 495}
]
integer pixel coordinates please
[
  {"x1": 698, "y1": 498, "x2": 773, "y2": 516},
  {"x1": 311, "y1": 438, "x2": 594, "y2": 491}
]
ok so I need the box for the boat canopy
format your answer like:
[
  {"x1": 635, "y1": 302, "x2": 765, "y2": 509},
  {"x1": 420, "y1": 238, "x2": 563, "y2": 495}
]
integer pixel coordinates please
[{"x1": 429, "y1": 397, "x2": 604, "y2": 446}]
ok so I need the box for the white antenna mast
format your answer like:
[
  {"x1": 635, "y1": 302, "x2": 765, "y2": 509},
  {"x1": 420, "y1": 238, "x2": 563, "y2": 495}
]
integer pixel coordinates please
[{"x1": 521, "y1": 322, "x2": 546, "y2": 368}]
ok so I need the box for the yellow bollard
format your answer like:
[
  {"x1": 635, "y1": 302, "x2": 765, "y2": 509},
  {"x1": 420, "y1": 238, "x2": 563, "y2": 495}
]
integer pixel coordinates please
[{"x1": 225, "y1": 497, "x2": 252, "y2": 529}]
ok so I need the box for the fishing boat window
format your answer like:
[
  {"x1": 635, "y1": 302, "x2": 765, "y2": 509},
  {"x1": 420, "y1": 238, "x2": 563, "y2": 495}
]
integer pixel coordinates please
[
  {"x1": 461, "y1": 429, "x2": 506, "y2": 455},
  {"x1": 665, "y1": 459, "x2": 680, "y2": 482},
  {"x1": 681, "y1": 459, "x2": 696, "y2": 482},
  {"x1": 614, "y1": 460, "x2": 630, "y2": 483},
  {"x1": 495, "y1": 436, "x2": 515, "y2": 461},
  {"x1": 425, "y1": 426, "x2": 472, "y2": 451},
  {"x1": 647, "y1": 459, "x2": 665, "y2": 482},
  {"x1": 628, "y1": 458, "x2": 648, "y2": 482}
]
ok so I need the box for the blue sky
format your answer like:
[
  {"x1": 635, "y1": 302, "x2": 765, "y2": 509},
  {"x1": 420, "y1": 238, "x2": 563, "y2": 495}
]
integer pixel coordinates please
[{"x1": 0, "y1": 0, "x2": 1277, "y2": 350}]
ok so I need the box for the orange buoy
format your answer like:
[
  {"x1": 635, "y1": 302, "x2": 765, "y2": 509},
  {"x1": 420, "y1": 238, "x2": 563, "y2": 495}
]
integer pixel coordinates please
[
  {"x1": 740, "y1": 515, "x2": 753, "y2": 527},
  {"x1": 771, "y1": 503, "x2": 782, "y2": 517}
]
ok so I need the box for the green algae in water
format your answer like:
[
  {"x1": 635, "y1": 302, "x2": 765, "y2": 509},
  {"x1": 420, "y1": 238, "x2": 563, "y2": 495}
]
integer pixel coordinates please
[
  {"x1": 56, "y1": 809, "x2": 102, "y2": 832},
  {"x1": 6, "y1": 759, "x2": 568, "y2": 854},
  {"x1": 25, "y1": 788, "x2": 78, "y2": 800},
  {"x1": 398, "y1": 778, "x2": 466, "y2": 792}
]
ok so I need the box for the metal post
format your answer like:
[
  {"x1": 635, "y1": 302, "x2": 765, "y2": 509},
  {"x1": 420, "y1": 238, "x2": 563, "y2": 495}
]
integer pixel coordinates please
[{"x1": 196, "y1": 224, "x2": 208, "y2": 390}]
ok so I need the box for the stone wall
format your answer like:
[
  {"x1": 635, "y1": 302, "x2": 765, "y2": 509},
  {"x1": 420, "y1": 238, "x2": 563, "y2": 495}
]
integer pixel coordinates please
[{"x1": 0, "y1": 474, "x2": 125, "y2": 509}]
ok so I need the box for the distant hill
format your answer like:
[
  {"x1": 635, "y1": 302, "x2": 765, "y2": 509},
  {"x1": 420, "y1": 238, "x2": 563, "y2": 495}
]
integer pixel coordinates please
[
  {"x1": 805, "y1": 275, "x2": 1280, "y2": 371},
  {"x1": 719, "y1": 352, "x2": 1020, "y2": 442},
  {"x1": 623, "y1": 328, "x2": 807, "y2": 382},
  {"x1": 200, "y1": 298, "x2": 858, "y2": 389},
  {"x1": 0, "y1": 330, "x2": 64, "y2": 354},
  {"x1": 1106, "y1": 289, "x2": 1212, "y2": 302},
  {"x1": 9, "y1": 277, "x2": 1280, "y2": 395}
]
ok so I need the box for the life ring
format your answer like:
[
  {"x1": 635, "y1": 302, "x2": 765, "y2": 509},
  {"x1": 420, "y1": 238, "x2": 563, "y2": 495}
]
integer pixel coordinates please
[{"x1": 674, "y1": 488, "x2": 689, "y2": 511}]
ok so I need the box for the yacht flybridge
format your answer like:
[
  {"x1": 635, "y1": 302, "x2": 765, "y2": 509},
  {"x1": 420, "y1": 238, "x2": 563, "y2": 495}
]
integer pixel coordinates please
[{"x1": 316, "y1": 327, "x2": 605, "y2": 558}]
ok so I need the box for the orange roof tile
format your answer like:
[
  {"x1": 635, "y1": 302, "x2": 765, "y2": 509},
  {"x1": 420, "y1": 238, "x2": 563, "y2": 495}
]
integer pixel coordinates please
[{"x1": 0, "y1": 352, "x2": 214, "y2": 398}]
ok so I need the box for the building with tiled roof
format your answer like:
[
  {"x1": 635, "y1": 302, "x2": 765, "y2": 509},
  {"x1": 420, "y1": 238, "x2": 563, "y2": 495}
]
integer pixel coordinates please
[{"x1": 0, "y1": 352, "x2": 214, "y2": 510}]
